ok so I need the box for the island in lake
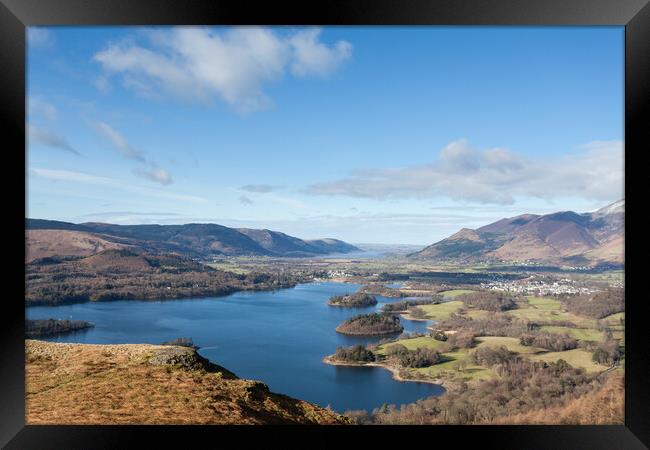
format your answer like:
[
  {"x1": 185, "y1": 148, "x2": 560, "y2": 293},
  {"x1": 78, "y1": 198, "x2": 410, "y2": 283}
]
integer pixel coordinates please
[
  {"x1": 328, "y1": 292, "x2": 377, "y2": 307},
  {"x1": 335, "y1": 313, "x2": 404, "y2": 336},
  {"x1": 26, "y1": 319, "x2": 94, "y2": 337}
]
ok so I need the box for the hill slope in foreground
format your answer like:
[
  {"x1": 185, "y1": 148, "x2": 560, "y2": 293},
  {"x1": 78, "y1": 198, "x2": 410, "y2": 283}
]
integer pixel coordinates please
[
  {"x1": 25, "y1": 340, "x2": 349, "y2": 425},
  {"x1": 411, "y1": 200, "x2": 624, "y2": 265}
]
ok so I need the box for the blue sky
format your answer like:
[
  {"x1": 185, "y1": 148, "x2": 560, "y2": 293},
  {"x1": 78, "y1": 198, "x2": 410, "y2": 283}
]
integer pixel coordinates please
[{"x1": 27, "y1": 26, "x2": 624, "y2": 245}]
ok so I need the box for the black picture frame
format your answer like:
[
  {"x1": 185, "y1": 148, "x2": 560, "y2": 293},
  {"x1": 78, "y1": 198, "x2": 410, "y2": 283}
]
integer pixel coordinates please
[{"x1": 1, "y1": 0, "x2": 647, "y2": 448}]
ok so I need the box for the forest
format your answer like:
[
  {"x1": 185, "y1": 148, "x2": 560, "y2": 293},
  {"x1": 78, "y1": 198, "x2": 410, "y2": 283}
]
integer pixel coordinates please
[
  {"x1": 328, "y1": 292, "x2": 377, "y2": 307},
  {"x1": 335, "y1": 313, "x2": 404, "y2": 336},
  {"x1": 26, "y1": 250, "x2": 312, "y2": 305},
  {"x1": 347, "y1": 359, "x2": 616, "y2": 424}
]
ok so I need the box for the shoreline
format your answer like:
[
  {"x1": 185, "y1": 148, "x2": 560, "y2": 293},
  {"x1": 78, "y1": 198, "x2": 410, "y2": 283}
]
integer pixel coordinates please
[
  {"x1": 322, "y1": 355, "x2": 450, "y2": 389},
  {"x1": 334, "y1": 326, "x2": 404, "y2": 336},
  {"x1": 328, "y1": 302, "x2": 378, "y2": 308},
  {"x1": 399, "y1": 312, "x2": 431, "y2": 322},
  {"x1": 26, "y1": 279, "x2": 314, "y2": 308}
]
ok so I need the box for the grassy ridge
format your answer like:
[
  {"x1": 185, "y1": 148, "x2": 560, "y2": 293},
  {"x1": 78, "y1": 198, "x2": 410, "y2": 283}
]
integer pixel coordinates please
[{"x1": 26, "y1": 340, "x2": 349, "y2": 425}]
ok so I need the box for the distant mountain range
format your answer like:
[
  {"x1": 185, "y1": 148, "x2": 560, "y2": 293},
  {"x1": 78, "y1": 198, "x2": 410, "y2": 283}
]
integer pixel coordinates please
[
  {"x1": 26, "y1": 219, "x2": 360, "y2": 261},
  {"x1": 409, "y1": 200, "x2": 624, "y2": 265}
]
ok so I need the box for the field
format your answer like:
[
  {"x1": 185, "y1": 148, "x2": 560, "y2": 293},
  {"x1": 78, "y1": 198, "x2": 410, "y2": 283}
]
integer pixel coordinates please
[
  {"x1": 413, "y1": 349, "x2": 495, "y2": 382},
  {"x1": 206, "y1": 262, "x2": 251, "y2": 274},
  {"x1": 417, "y1": 301, "x2": 464, "y2": 320},
  {"x1": 376, "y1": 335, "x2": 608, "y2": 384},
  {"x1": 439, "y1": 289, "x2": 475, "y2": 298},
  {"x1": 376, "y1": 336, "x2": 445, "y2": 354},
  {"x1": 370, "y1": 286, "x2": 622, "y2": 384},
  {"x1": 508, "y1": 305, "x2": 598, "y2": 328},
  {"x1": 603, "y1": 312, "x2": 625, "y2": 325},
  {"x1": 375, "y1": 336, "x2": 493, "y2": 382},
  {"x1": 603, "y1": 312, "x2": 625, "y2": 344},
  {"x1": 526, "y1": 296, "x2": 562, "y2": 310},
  {"x1": 474, "y1": 336, "x2": 545, "y2": 354},
  {"x1": 529, "y1": 348, "x2": 605, "y2": 373},
  {"x1": 539, "y1": 326, "x2": 603, "y2": 342}
]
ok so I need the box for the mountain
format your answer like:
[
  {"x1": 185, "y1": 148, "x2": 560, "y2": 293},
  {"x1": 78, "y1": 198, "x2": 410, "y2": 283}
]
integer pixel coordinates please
[
  {"x1": 410, "y1": 200, "x2": 624, "y2": 265},
  {"x1": 305, "y1": 238, "x2": 360, "y2": 254},
  {"x1": 26, "y1": 219, "x2": 360, "y2": 260},
  {"x1": 25, "y1": 229, "x2": 136, "y2": 262}
]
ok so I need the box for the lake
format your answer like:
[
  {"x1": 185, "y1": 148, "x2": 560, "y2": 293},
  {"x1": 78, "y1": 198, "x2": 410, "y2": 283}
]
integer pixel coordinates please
[{"x1": 26, "y1": 281, "x2": 444, "y2": 413}]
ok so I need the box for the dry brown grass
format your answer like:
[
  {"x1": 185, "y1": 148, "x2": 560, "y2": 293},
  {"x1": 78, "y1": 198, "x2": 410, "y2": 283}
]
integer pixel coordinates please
[
  {"x1": 488, "y1": 373, "x2": 624, "y2": 425},
  {"x1": 26, "y1": 340, "x2": 349, "y2": 425}
]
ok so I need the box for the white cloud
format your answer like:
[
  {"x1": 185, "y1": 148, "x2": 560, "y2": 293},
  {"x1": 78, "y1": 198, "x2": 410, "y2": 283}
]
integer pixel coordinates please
[
  {"x1": 307, "y1": 139, "x2": 624, "y2": 205},
  {"x1": 28, "y1": 125, "x2": 80, "y2": 156},
  {"x1": 75, "y1": 211, "x2": 182, "y2": 224},
  {"x1": 132, "y1": 166, "x2": 173, "y2": 185},
  {"x1": 30, "y1": 168, "x2": 112, "y2": 184},
  {"x1": 28, "y1": 97, "x2": 57, "y2": 120},
  {"x1": 93, "y1": 26, "x2": 352, "y2": 113},
  {"x1": 91, "y1": 121, "x2": 174, "y2": 185},
  {"x1": 28, "y1": 28, "x2": 54, "y2": 49},
  {"x1": 92, "y1": 121, "x2": 146, "y2": 162},
  {"x1": 30, "y1": 167, "x2": 206, "y2": 203},
  {"x1": 289, "y1": 28, "x2": 352, "y2": 77},
  {"x1": 240, "y1": 184, "x2": 282, "y2": 193},
  {"x1": 80, "y1": 211, "x2": 181, "y2": 218}
]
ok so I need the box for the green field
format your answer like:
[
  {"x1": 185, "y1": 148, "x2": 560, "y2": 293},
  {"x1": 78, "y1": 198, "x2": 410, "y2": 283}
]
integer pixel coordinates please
[
  {"x1": 205, "y1": 263, "x2": 251, "y2": 274},
  {"x1": 376, "y1": 336, "x2": 446, "y2": 355},
  {"x1": 413, "y1": 349, "x2": 495, "y2": 382},
  {"x1": 507, "y1": 307, "x2": 597, "y2": 328},
  {"x1": 527, "y1": 296, "x2": 562, "y2": 310},
  {"x1": 439, "y1": 289, "x2": 475, "y2": 298},
  {"x1": 603, "y1": 312, "x2": 625, "y2": 344},
  {"x1": 475, "y1": 336, "x2": 545, "y2": 354},
  {"x1": 376, "y1": 336, "x2": 494, "y2": 382},
  {"x1": 508, "y1": 296, "x2": 598, "y2": 328},
  {"x1": 529, "y1": 348, "x2": 604, "y2": 373},
  {"x1": 540, "y1": 326, "x2": 604, "y2": 342},
  {"x1": 418, "y1": 301, "x2": 464, "y2": 320},
  {"x1": 603, "y1": 312, "x2": 625, "y2": 326},
  {"x1": 508, "y1": 307, "x2": 565, "y2": 322},
  {"x1": 369, "y1": 283, "x2": 621, "y2": 386}
]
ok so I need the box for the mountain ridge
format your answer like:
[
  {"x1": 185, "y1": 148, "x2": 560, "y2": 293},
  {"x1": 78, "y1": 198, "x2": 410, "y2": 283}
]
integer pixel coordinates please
[
  {"x1": 410, "y1": 200, "x2": 624, "y2": 265},
  {"x1": 26, "y1": 219, "x2": 360, "y2": 261}
]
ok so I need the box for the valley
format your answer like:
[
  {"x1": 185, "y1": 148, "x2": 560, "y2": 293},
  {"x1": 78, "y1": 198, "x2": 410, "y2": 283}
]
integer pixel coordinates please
[{"x1": 24, "y1": 199, "x2": 625, "y2": 424}]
